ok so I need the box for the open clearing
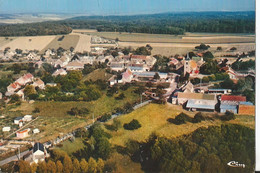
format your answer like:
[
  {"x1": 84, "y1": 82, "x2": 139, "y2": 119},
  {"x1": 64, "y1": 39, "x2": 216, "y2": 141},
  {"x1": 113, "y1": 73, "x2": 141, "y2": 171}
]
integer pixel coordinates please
[
  {"x1": 40, "y1": 34, "x2": 80, "y2": 53},
  {"x1": 0, "y1": 36, "x2": 56, "y2": 51},
  {"x1": 104, "y1": 103, "x2": 255, "y2": 147},
  {"x1": 83, "y1": 69, "x2": 113, "y2": 82}
]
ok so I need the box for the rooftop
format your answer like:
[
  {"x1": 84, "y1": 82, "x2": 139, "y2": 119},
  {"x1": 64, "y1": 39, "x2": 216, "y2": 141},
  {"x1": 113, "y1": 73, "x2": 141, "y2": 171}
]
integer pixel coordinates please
[
  {"x1": 221, "y1": 95, "x2": 246, "y2": 102},
  {"x1": 178, "y1": 92, "x2": 216, "y2": 100}
]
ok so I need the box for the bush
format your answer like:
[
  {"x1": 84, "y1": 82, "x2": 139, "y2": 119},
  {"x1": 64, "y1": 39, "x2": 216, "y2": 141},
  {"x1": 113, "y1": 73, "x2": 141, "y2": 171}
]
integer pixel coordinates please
[
  {"x1": 67, "y1": 107, "x2": 89, "y2": 116},
  {"x1": 33, "y1": 107, "x2": 40, "y2": 113},
  {"x1": 123, "y1": 119, "x2": 141, "y2": 130},
  {"x1": 115, "y1": 93, "x2": 125, "y2": 100},
  {"x1": 220, "y1": 111, "x2": 235, "y2": 121},
  {"x1": 98, "y1": 114, "x2": 112, "y2": 122},
  {"x1": 192, "y1": 112, "x2": 205, "y2": 123},
  {"x1": 168, "y1": 113, "x2": 192, "y2": 125}
]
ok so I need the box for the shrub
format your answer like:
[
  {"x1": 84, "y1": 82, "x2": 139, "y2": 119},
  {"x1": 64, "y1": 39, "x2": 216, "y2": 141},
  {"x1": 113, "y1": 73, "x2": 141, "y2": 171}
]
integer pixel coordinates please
[
  {"x1": 98, "y1": 114, "x2": 112, "y2": 122},
  {"x1": 220, "y1": 111, "x2": 235, "y2": 121},
  {"x1": 33, "y1": 107, "x2": 40, "y2": 113},
  {"x1": 192, "y1": 112, "x2": 205, "y2": 123},
  {"x1": 168, "y1": 113, "x2": 192, "y2": 125},
  {"x1": 123, "y1": 119, "x2": 141, "y2": 130},
  {"x1": 115, "y1": 93, "x2": 125, "y2": 100}
]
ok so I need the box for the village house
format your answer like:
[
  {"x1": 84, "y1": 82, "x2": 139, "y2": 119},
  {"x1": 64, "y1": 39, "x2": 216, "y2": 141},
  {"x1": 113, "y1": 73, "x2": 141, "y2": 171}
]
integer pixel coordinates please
[
  {"x1": 16, "y1": 128, "x2": 30, "y2": 138},
  {"x1": 220, "y1": 95, "x2": 246, "y2": 114},
  {"x1": 130, "y1": 55, "x2": 156, "y2": 68},
  {"x1": 32, "y1": 142, "x2": 46, "y2": 164},
  {"x1": 16, "y1": 89, "x2": 25, "y2": 100},
  {"x1": 26, "y1": 52, "x2": 40, "y2": 61},
  {"x1": 32, "y1": 78, "x2": 45, "y2": 89},
  {"x1": 52, "y1": 68, "x2": 67, "y2": 76},
  {"x1": 16, "y1": 73, "x2": 34, "y2": 86},
  {"x1": 6, "y1": 82, "x2": 22, "y2": 95},
  {"x1": 34, "y1": 60, "x2": 44, "y2": 68},
  {"x1": 2, "y1": 126, "x2": 11, "y2": 132},
  {"x1": 207, "y1": 89, "x2": 231, "y2": 95},
  {"x1": 80, "y1": 56, "x2": 96, "y2": 65},
  {"x1": 110, "y1": 62, "x2": 125, "y2": 71},
  {"x1": 178, "y1": 81, "x2": 194, "y2": 93},
  {"x1": 108, "y1": 75, "x2": 123, "y2": 86},
  {"x1": 65, "y1": 60, "x2": 84, "y2": 70},
  {"x1": 33, "y1": 128, "x2": 40, "y2": 134},
  {"x1": 122, "y1": 69, "x2": 133, "y2": 83},
  {"x1": 14, "y1": 117, "x2": 23, "y2": 124},
  {"x1": 44, "y1": 49, "x2": 55, "y2": 58},
  {"x1": 23, "y1": 115, "x2": 32, "y2": 122},
  {"x1": 127, "y1": 64, "x2": 149, "y2": 72}
]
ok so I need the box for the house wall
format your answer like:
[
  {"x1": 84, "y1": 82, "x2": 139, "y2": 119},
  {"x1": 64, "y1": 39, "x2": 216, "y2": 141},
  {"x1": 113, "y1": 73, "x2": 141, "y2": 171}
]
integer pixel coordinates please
[{"x1": 220, "y1": 108, "x2": 237, "y2": 114}]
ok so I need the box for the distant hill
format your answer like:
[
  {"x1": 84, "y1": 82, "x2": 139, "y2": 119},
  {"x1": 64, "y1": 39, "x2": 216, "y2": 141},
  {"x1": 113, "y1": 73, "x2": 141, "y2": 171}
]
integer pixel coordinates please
[
  {"x1": 59, "y1": 11, "x2": 255, "y2": 35},
  {"x1": 0, "y1": 11, "x2": 255, "y2": 36}
]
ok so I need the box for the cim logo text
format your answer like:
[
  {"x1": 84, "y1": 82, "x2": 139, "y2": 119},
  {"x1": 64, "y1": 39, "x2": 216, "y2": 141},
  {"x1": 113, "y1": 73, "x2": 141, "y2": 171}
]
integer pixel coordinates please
[{"x1": 227, "y1": 161, "x2": 245, "y2": 168}]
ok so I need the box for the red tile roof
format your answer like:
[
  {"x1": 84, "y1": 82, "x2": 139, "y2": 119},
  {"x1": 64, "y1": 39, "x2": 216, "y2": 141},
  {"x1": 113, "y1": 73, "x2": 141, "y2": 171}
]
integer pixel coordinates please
[
  {"x1": 131, "y1": 55, "x2": 147, "y2": 60},
  {"x1": 221, "y1": 95, "x2": 246, "y2": 102}
]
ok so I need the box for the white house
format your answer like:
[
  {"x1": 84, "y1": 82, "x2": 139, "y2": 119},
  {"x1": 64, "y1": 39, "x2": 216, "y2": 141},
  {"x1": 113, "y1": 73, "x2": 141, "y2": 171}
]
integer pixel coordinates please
[
  {"x1": 23, "y1": 115, "x2": 32, "y2": 122},
  {"x1": 33, "y1": 128, "x2": 40, "y2": 134},
  {"x1": 2, "y1": 126, "x2": 11, "y2": 132},
  {"x1": 14, "y1": 117, "x2": 23, "y2": 124},
  {"x1": 16, "y1": 128, "x2": 30, "y2": 138},
  {"x1": 32, "y1": 142, "x2": 46, "y2": 164},
  {"x1": 52, "y1": 69, "x2": 67, "y2": 76}
]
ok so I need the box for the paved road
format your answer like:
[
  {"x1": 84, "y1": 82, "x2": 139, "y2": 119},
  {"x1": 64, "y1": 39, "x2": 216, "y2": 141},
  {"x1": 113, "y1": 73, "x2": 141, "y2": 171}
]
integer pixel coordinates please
[{"x1": 0, "y1": 150, "x2": 29, "y2": 166}]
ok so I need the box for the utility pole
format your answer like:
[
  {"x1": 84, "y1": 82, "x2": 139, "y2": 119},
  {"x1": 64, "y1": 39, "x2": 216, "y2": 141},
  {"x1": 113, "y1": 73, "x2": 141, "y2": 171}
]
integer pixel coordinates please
[
  {"x1": 92, "y1": 113, "x2": 95, "y2": 124},
  {"x1": 18, "y1": 146, "x2": 20, "y2": 160},
  {"x1": 141, "y1": 93, "x2": 143, "y2": 104}
]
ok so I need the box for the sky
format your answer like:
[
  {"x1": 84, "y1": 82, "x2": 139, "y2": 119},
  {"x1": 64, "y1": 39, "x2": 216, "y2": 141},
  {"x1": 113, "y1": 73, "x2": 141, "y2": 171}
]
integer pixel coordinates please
[{"x1": 0, "y1": 0, "x2": 255, "y2": 15}]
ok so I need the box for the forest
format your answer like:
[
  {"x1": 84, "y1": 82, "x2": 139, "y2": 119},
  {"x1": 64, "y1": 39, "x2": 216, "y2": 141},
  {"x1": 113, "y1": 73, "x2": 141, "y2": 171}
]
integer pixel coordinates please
[
  {"x1": 61, "y1": 11, "x2": 255, "y2": 34},
  {"x1": 0, "y1": 11, "x2": 255, "y2": 36},
  {"x1": 0, "y1": 22, "x2": 72, "y2": 36},
  {"x1": 125, "y1": 124, "x2": 255, "y2": 173}
]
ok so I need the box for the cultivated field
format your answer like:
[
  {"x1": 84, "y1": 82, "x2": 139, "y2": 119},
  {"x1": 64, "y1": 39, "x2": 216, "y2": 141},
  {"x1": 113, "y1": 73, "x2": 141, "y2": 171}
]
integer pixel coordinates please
[
  {"x1": 40, "y1": 34, "x2": 80, "y2": 53},
  {"x1": 72, "y1": 33, "x2": 92, "y2": 52},
  {"x1": 0, "y1": 36, "x2": 56, "y2": 51}
]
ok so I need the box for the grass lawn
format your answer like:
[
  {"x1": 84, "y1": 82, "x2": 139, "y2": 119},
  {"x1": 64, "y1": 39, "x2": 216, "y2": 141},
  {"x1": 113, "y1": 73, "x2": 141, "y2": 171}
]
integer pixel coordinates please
[
  {"x1": 57, "y1": 138, "x2": 85, "y2": 155},
  {"x1": 104, "y1": 103, "x2": 255, "y2": 147},
  {"x1": 83, "y1": 69, "x2": 113, "y2": 82}
]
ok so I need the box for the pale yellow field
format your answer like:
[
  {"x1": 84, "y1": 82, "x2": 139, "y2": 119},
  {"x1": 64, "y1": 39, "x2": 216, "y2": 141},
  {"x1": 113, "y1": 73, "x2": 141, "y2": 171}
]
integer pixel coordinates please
[
  {"x1": 0, "y1": 36, "x2": 56, "y2": 51},
  {"x1": 40, "y1": 34, "x2": 80, "y2": 53},
  {"x1": 0, "y1": 37, "x2": 16, "y2": 47},
  {"x1": 72, "y1": 33, "x2": 92, "y2": 52}
]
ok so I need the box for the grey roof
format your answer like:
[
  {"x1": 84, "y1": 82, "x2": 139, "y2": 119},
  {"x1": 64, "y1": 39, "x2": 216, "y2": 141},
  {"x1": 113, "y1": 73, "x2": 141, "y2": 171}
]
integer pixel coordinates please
[
  {"x1": 208, "y1": 89, "x2": 230, "y2": 91},
  {"x1": 33, "y1": 142, "x2": 44, "y2": 153},
  {"x1": 15, "y1": 117, "x2": 23, "y2": 121},
  {"x1": 186, "y1": 99, "x2": 216, "y2": 110},
  {"x1": 239, "y1": 101, "x2": 253, "y2": 105}
]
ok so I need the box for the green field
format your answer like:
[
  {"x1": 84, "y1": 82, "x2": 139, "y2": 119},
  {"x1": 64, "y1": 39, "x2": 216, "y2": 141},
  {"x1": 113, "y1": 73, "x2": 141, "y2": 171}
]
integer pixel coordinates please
[{"x1": 56, "y1": 138, "x2": 85, "y2": 155}]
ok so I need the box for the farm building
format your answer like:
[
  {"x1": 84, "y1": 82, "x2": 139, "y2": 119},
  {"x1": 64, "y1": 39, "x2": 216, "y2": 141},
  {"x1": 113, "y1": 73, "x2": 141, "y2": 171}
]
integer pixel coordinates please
[
  {"x1": 32, "y1": 142, "x2": 46, "y2": 164},
  {"x1": 238, "y1": 102, "x2": 255, "y2": 115},
  {"x1": 186, "y1": 99, "x2": 216, "y2": 112},
  {"x1": 16, "y1": 73, "x2": 34, "y2": 86},
  {"x1": 16, "y1": 128, "x2": 30, "y2": 138},
  {"x1": 110, "y1": 62, "x2": 125, "y2": 71},
  {"x1": 132, "y1": 71, "x2": 168, "y2": 81},
  {"x1": 175, "y1": 92, "x2": 216, "y2": 105},
  {"x1": 220, "y1": 95, "x2": 247, "y2": 114},
  {"x1": 14, "y1": 117, "x2": 23, "y2": 124},
  {"x1": 2, "y1": 127, "x2": 11, "y2": 132}
]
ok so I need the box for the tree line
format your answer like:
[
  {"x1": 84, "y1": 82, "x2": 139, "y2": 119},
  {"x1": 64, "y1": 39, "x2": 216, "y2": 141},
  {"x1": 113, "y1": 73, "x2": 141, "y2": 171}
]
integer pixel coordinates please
[{"x1": 125, "y1": 124, "x2": 255, "y2": 173}]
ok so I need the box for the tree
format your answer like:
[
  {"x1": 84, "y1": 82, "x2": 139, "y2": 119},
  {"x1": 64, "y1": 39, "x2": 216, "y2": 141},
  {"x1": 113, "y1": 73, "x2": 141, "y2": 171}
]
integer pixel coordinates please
[
  {"x1": 73, "y1": 158, "x2": 81, "y2": 173},
  {"x1": 56, "y1": 160, "x2": 63, "y2": 173},
  {"x1": 153, "y1": 72, "x2": 160, "y2": 80},
  {"x1": 12, "y1": 63, "x2": 22, "y2": 74},
  {"x1": 18, "y1": 160, "x2": 31, "y2": 173},
  {"x1": 9, "y1": 94, "x2": 21, "y2": 104},
  {"x1": 123, "y1": 119, "x2": 141, "y2": 130},
  {"x1": 88, "y1": 157, "x2": 97, "y2": 173},
  {"x1": 95, "y1": 137, "x2": 112, "y2": 159},
  {"x1": 216, "y1": 46, "x2": 222, "y2": 51},
  {"x1": 47, "y1": 160, "x2": 57, "y2": 173},
  {"x1": 97, "y1": 158, "x2": 105, "y2": 173},
  {"x1": 230, "y1": 47, "x2": 237, "y2": 51},
  {"x1": 37, "y1": 161, "x2": 47, "y2": 173},
  {"x1": 80, "y1": 159, "x2": 88, "y2": 173},
  {"x1": 203, "y1": 51, "x2": 214, "y2": 62},
  {"x1": 63, "y1": 155, "x2": 73, "y2": 173},
  {"x1": 70, "y1": 47, "x2": 74, "y2": 52},
  {"x1": 220, "y1": 79, "x2": 234, "y2": 89},
  {"x1": 195, "y1": 43, "x2": 210, "y2": 50},
  {"x1": 24, "y1": 85, "x2": 36, "y2": 97}
]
